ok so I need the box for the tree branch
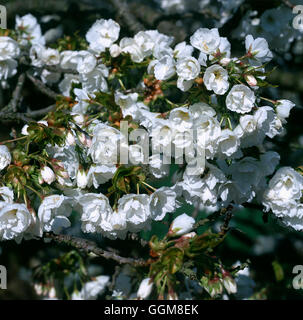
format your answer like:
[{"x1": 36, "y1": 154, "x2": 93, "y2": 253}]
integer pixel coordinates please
[
  {"x1": 44, "y1": 232, "x2": 149, "y2": 267},
  {"x1": 153, "y1": 9, "x2": 220, "y2": 27},
  {"x1": 109, "y1": 0, "x2": 145, "y2": 33},
  {"x1": 0, "y1": 104, "x2": 56, "y2": 123},
  {"x1": 0, "y1": 73, "x2": 26, "y2": 114},
  {"x1": 32, "y1": 64, "x2": 78, "y2": 75},
  {"x1": 10, "y1": 73, "x2": 26, "y2": 113},
  {"x1": 0, "y1": 111, "x2": 34, "y2": 123},
  {"x1": 26, "y1": 104, "x2": 57, "y2": 118},
  {"x1": 26, "y1": 72, "x2": 62, "y2": 100}
]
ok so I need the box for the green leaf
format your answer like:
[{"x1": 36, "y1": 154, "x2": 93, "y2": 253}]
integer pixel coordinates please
[{"x1": 272, "y1": 260, "x2": 284, "y2": 282}]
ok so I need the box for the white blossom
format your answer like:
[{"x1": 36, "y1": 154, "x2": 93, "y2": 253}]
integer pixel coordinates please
[
  {"x1": 80, "y1": 64, "x2": 108, "y2": 93},
  {"x1": 153, "y1": 55, "x2": 176, "y2": 80},
  {"x1": 78, "y1": 193, "x2": 113, "y2": 234},
  {"x1": 86, "y1": 19, "x2": 120, "y2": 53},
  {"x1": 120, "y1": 38, "x2": 144, "y2": 63},
  {"x1": 89, "y1": 123, "x2": 126, "y2": 165},
  {"x1": 0, "y1": 145, "x2": 11, "y2": 170},
  {"x1": 117, "y1": 194, "x2": 151, "y2": 232},
  {"x1": 30, "y1": 45, "x2": 60, "y2": 66},
  {"x1": 150, "y1": 187, "x2": 179, "y2": 221},
  {"x1": 0, "y1": 59, "x2": 18, "y2": 80},
  {"x1": 0, "y1": 187, "x2": 14, "y2": 203},
  {"x1": 0, "y1": 37, "x2": 20, "y2": 61},
  {"x1": 15, "y1": 14, "x2": 45, "y2": 45},
  {"x1": 245, "y1": 74, "x2": 257, "y2": 87},
  {"x1": 169, "y1": 213, "x2": 195, "y2": 236},
  {"x1": 263, "y1": 167, "x2": 303, "y2": 218},
  {"x1": 149, "y1": 154, "x2": 170, "y2": 179},
  {"x1": 38, "y1": 195, "x2": 72, "y2": 234},
  {"x1": 177, "y1": 77, "x2": 194, "y2": 92},
  {"x1": 276, "y1": 99, "x2": 295, "y2": 120},
  {"x1": 58, "y1": 74, "x2": 80, "y2": 96},
  {"x1": 226, "y1": 84, "x2": 256, "y2": 114},
  {"x1": 134, "y1": 30, "x2": 173, "y2": 58},
  {"x1": 203, "y1": 64, "x2": 229, "y2": 95},
  {"x1": 0, "y1": 203, "x2": 32, "y2": 242},
  {"x1": 196, "y1": 115, "x2": 221, "y2": 159},
  {"x1": 87, "y1": 165, "x2": 117, "y2": 188},
  {"x1": 176, "y1": 56, "x2": 200, "y2": 81},
  {"x1": 174, "y1": 42, "x2": 194, "y2": 59},
  {"x1": 245, "y1": 35, "x2": 273, "y2": 62},
  {"x1": 190, "y1": 28, "x2": 220, "y2": 54},
  {"x1": 217, "y1": 129, "x2": 240, "y2": 158},
  {"x1": 76, "y1": 51, "x2": 97, "y2": 74}
]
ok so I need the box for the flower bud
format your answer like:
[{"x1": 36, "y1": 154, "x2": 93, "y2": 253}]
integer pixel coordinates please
[
  {"x1": 38, "y1": 174, "x2": 44, "y2": 184},
  {"x1": 77, "y1": 169, "x2": 88, "y2": 189},
  {"x1": 0, "y1": 145, "x2": 11, "y2": 171},
  {"x1": 21, "y1": 124, "x2": 29, "y2": 136},
  {"x1": 137, "y1": 277, "x2": 153, "y2": 300},
  {"x1": 66, "y1": 131, "x2": 76, "y2": 146},
  {"x1": 34, "y1": 284, "x2": 44, "y2": 296},
  {"x1": 40, "y1": 166, "x2": 56, "y2": 184},
  {"x1": 222, "y1": 274, "x2": 237, "y2": 294},
  {"x1": 168, "y1": 213, "x2": 195, "y2": 237},
  {"x1": 37, "y1": 120, "x2": 48, "y2": 126},
  {"x1": 48, "y1": 287, "x2": 57, "y2": 299},
  {"x1": 220, "y1": 57, "x2": 231, "y2": 66},
  {"x1": 201, "y1": 276, "x2": 223, "y2": 298},
  {"x1": 244, "y1": 74, "x2": 257, "y2": 87},
  {"x1": 167, "y1": 292, "x2": 178, "y2": 300},
  {"x1": 78, "y1": 132, "x2": 92, "y2": 147},
  {"x1": 73, "y1": 113, "x2": 85, "y2": 125},
  {"x1": 110, "y1": 44, "x2": 121, "y2": 58},
  {"x1": 181, "y1": 231, "x2": 196, "y2": 239}
]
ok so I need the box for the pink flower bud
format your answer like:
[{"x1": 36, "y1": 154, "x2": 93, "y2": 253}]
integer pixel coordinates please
[
  {"x1": 245, "y1": 74, "x2": 257, "y2": 87},
  {"x1": 40, "y1": 166, "x2": 56, "y2": 184},
  {"x1": 66, "y1": 131, "x2": 76, "y2": 146},
  {"x1": 137, "y1": 278, "x2": 153, "y2": 300},
  {"x1": 168, "y1": 213, "x2": 195, "y2": 237},
  {"x1": 220, "y1": 57, "x2": 231, "y2": 66}
]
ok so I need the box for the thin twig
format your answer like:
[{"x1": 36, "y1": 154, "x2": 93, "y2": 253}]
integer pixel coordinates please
[
  {"x1": 44, "y1": 232, "x2": 149, "y2": 267},
  {"x1": 127, "y1": 233, "x2": 149, "y2": 247},
  {"x1": 281, "y1": 0, "x2": 295, "y2": 9},
  {"x1": 220, "y1": 205, "x2": 234, "y2": 235},
  {"x1": 109, "y1": 266, "x2": 121, "y2": 291}
]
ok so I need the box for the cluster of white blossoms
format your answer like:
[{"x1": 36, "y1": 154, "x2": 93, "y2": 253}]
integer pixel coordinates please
[
  {"x1": 0, "y1": 14, "x2": 302, "y2": 246},
  {"x1": 263, "y1": 167, "x2": 303, "y2": 231}
]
